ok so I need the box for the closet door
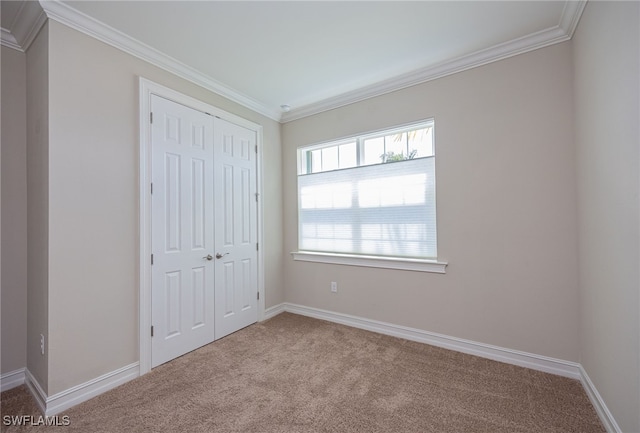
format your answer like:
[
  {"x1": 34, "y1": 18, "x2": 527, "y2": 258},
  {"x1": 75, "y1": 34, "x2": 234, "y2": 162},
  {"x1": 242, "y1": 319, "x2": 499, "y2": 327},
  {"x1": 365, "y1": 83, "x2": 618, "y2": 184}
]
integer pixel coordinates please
[
  {"x1": 150, "y1": 95, "x2": 215, "y2": 367},
  {"x1": 213, "y1": 117, "x2": 258, "y2": 339}
]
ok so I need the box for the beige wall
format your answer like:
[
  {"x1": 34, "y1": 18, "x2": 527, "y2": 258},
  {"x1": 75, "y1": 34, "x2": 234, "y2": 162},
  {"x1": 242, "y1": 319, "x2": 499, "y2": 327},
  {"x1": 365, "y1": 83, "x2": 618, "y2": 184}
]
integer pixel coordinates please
[
  {"x1": 282, "y1": 42, "x2": 579, "y2": 361},
  {"x1": 45, "y1": 20, "x2": 283, "y2": 394},
  {"x1": 573, "y1": 2, "x2": 640, "y2": 432},
  {"x1": 26, "y1": 23, "x2": 50, "y2": 392},
  {"x1": 1, "y1": 46, "x2": 28, "y2": 375},
  {"x1": 11, "y1": 10, "x2": 637, "y2": 433}
]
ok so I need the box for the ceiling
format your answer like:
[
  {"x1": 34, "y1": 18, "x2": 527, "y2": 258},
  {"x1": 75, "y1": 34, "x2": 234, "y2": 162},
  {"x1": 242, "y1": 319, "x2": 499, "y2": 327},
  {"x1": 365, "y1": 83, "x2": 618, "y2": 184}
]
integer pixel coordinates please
[
  {"x1": 1, "y1": 1, "x2": 585, "y2": 122},
  {"x1": 1, "y1": 0, "x2": 22, "y2": 28}
]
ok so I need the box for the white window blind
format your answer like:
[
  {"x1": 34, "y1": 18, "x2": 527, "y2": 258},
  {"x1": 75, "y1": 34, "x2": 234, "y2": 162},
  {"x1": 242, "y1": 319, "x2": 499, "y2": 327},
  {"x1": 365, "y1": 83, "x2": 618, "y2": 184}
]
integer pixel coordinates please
[{"x1": 298, "y1": 156, "x2": 437, "y2": 259}]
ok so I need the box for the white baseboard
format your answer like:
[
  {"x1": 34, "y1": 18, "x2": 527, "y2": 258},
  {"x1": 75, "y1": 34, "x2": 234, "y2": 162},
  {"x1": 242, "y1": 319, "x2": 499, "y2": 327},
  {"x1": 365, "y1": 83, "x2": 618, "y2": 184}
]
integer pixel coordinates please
[
  {"x1": 263, "y1": 303, "x2": 286, "y2": 321},
  {"x1": 9, "y1": 305, "x2": 619, "y2": 432},
  {"x1": 1, "y1": 368, "x2": 26, "y2": 392},
  {"x1": 24, "y1": 363, "x2": 139, "y2": 416},
  {"x1": 24, "y1": 369, "x2": 47, "y2": 414},
  {"x1": 272, "y1": 303, "x2": 623, "y2": 431},
  {"x1": 274, "y1": 302, "x2": 581, "y2": 379},
  {"x1": 44, "y1": 362, "x2": 139, "y2": 416},
  {"x1": 579, "y1": 365, "x2": 621, "y2": 433}
]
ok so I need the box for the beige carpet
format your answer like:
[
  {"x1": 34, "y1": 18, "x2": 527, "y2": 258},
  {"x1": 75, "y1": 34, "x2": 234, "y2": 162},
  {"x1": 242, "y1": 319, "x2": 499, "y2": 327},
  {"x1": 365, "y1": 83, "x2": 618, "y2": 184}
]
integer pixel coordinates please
[{"x1": 1, "y1": 313, "x2": 604, "y2": 432}]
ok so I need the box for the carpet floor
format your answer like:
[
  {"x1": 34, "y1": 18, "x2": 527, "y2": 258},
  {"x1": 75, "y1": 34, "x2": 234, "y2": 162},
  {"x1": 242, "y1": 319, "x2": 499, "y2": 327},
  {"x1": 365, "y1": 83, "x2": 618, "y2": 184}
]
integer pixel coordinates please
[{"x1": 1, "y1": 312, "x2": 604, "y2": 432}]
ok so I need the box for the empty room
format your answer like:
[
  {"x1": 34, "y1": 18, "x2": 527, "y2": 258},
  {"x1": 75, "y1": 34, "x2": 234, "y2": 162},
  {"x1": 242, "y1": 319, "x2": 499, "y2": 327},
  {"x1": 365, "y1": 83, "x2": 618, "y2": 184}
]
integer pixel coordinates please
[{"x1": 1, "y1": 1, "x2": 638, "y2": 432}]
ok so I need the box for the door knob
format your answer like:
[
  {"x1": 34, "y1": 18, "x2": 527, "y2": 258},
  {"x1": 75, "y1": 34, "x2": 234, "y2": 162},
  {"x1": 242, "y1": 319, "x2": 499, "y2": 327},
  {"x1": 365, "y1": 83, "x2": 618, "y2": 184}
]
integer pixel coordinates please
[
  {"x1": 203, "y1": 254, "x2": 214, "y2": 261},
  {"x1": 215, "y1": 252, "x2": 229, "y2": 259}
]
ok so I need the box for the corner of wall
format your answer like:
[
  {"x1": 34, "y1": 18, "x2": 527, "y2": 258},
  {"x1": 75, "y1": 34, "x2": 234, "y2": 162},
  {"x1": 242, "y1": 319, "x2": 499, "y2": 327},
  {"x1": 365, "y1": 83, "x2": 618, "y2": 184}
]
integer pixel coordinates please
[
  {"x1": 1, "y1": 45, "x2": 28, "y2": 375},
  {"x1": 25, "y1": 19, "x2": 50, "y2": 395},
  {"x1": 572, "y1": 2, "x2": 640, "y2": 432}
]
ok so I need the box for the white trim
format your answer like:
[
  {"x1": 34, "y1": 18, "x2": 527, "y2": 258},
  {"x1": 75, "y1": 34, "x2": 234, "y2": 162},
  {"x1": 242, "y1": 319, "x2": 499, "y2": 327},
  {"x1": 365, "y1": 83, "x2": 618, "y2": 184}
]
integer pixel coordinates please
[
  {"x1": 44, "y1": 363, "x2": 139, "y2": 416},
  {"x1": 0, "y1": 1, "x2": 47, "y2": 52},
  {"x1": 263, "y1": 304, "x2": 286, "y2": 321},
  {"x1": 224, "y1": 303, "x2": 624, "y2": 431},
  {"x1": 38, "y1": 0, "x2": 280, "y2": 121},
  {"x1": 1, "y1": 28, "x2": 22, "y2": 51},
  {"x1": 0, "y1": 368, "x2": 26, "y2": 391},
  {"x1": 138, "y1": 78, "x2": 153, "y2": 376},
  {"x1": 280, "y1": 0, "x2": 587, "y2": 123},
  {"x1": 559, "y1": 0, "x2": 588, "y2": 38},
  {"x1": 579, "y1": 365, "x2": 622, "y2": 433},
  {"x1": 138, "y1": 77, "x2": 266, "y2": 375},
  {"x1": 32, "y1": 0, "x2": 586, "y2": 124},
  {"x1": 256, "y1": 130, "x2": 267, "y2": 321},
  {"x1": 278, "y1": 303, "x2": 580, "y2": 379},
  {"x1": 14, "y1": 305, "x2": 617, "y2": 432},
  {"x1": 24, "y1": 364, "x2": 139, "y2": 416},
  {"x1": 14, "y1": 6, "x2": 47, "y2": 52},
  {"x1": 281, "y1": 26, "x2": 568, "y2": 122},
  {"x1": 24, "y1": 370, "x2": 47, "y2": 415},
  {"x1": 292, "y1": 251, "x2": 448, "y2": 274}
]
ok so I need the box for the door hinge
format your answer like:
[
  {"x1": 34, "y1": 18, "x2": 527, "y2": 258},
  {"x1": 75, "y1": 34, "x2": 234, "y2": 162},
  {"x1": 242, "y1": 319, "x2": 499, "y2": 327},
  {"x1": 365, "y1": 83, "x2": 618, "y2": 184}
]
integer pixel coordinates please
[
  {"x1": 150, "y1": 112, "x2": 153, "y2": 124},
  {"x1": 257, "y1": 292, "x2": 260, "y2": 300},
  {"x1": 255, "y1": 192, "x2": 259, "y2": 202},
  {"x1": 255, "y1": 144, "x2": 258, "y2": 154},
  {"x1": 150, "y1": 183, "x2": 153, "y2": 194},
  {"x1": 256, "y1": 243, "x2": 259, "y2": 251},
  {"x1": 151, "y1": 326, "x2": 154, "y2": 337},
  {"x1": 151, "y1": 254, "x2": 154, "y2": 265}
]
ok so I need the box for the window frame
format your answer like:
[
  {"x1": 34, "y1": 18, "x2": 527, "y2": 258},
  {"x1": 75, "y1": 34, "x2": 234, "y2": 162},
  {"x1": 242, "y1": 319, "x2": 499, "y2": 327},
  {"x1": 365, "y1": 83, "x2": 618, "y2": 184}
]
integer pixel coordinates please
[
  {"x1": 297, "y1": 121, "x2": 436, "y2": 176},
  {"x1": 292, "y1": 119, "x2": 447, "y2": 274}
]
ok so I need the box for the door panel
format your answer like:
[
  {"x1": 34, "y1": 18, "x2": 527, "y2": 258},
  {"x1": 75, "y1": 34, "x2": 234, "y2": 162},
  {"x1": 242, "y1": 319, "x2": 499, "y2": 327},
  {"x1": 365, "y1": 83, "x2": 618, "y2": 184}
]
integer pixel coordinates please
[
  {"x1": 241, "y1": 259, "x2": 252, "y2": 310},
  {"x1": 165, "y1": 271, "x2": 181, "y2": 337},
  {"x1": 165, "y1": 153, "x2": 181, "y2": 251},
  {"x1": 214, "y1": 118, "x2": 258, "y2": 339},
  {"x1": 191, "y1": 159, "x2": 206, "y2": 249},
  {"x1": 151, "y1": 95, "x2": 215, "y2": 367},
  {"x1": 151, "y1": 95, "x2": 259, "y2": 364}
]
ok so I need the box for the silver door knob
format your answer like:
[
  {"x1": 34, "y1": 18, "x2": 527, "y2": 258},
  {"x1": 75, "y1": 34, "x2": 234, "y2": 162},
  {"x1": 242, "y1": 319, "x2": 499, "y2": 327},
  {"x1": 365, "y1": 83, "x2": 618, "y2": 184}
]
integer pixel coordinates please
[
  {"x1": 203, "y1": 254, "x2": 213, "y2": 261},
  {"x1": 215, "y1": 253, "x2": 229, "y2": 259}
]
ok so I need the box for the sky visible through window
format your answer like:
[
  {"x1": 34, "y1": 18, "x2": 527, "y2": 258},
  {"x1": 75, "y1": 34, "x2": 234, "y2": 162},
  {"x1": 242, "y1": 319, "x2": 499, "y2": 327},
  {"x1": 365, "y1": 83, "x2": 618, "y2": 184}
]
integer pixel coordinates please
[{"x1": 303, "y1": 125, "x2": 433, "y2": 175}]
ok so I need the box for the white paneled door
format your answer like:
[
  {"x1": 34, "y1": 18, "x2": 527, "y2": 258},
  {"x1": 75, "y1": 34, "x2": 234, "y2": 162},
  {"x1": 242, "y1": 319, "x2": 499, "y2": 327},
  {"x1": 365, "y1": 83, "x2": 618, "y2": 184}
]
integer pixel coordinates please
[
  {"x1": 213, "y1": 118, "x2": 258, "y2": 340},
  {"x1": 150, "y1": 95, "x2": 257, "y2": 367}
]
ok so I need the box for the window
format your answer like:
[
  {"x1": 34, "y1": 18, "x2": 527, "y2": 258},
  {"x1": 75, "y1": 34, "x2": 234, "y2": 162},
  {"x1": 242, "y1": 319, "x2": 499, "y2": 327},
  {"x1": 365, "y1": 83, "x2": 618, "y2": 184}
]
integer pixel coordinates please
[{"x1": 294, "y1": 120, "x2": 446, "y2": 273}]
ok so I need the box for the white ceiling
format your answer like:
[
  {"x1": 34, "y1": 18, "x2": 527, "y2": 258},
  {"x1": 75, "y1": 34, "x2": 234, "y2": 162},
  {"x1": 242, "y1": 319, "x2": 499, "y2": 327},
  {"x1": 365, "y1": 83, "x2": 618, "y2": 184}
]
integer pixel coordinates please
[
  {"x1": 1, "y1": 1, "x2": 584, "y2": 121},
  {"x1": 1, "y1": 0, "x2": 23, "y2": 28}
]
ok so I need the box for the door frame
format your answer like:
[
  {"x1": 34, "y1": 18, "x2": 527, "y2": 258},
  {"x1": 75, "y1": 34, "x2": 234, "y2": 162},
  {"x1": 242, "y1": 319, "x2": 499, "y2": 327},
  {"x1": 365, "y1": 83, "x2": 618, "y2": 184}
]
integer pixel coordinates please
[{"x1": 138, "y1": 77, "x2": 266, "y2": 375}]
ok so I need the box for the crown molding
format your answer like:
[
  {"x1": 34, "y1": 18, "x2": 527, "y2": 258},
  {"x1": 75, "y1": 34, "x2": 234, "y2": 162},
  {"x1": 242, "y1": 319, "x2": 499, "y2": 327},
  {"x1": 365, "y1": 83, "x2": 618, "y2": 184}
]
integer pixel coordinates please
[
  {"x1": 5, "y1": 0, "x2": 586, "y2": 123},
  {"x1": 1, "y1": 27, "x2": 21, "y2": 51},
  {"x1": 0, "y1": 1, "x2": 47, "y2": 52},
  {"x1": 280, "y1": 0, "x2": 588, "y2": 123},
  {"x1": 560, "y1": 0, "x2": 588, "y2": 37},
  {"x1": 38, "y1": 0, "x2": 282, "y2": 122}
]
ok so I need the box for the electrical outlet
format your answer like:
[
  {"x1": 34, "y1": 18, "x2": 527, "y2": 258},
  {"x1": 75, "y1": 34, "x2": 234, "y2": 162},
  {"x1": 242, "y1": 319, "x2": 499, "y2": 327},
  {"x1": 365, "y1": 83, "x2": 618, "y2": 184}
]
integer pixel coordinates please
[
  {"x1": 330, "y1": 281, "x2": 338, "y2": 293},
  {"x1": 40, "y1": 334, "x2": 45, "y2": 355}
]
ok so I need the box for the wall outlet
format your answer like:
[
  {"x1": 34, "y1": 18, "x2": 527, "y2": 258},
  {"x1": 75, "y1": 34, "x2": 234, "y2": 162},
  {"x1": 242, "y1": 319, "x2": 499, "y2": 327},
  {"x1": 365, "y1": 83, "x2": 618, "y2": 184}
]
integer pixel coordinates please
[
  {"x1": 330, "y1": 281, "x2": 338, "y2": 293},
  {"x1": 40, "y1": 334, "x2": 45, "y2": 355}
]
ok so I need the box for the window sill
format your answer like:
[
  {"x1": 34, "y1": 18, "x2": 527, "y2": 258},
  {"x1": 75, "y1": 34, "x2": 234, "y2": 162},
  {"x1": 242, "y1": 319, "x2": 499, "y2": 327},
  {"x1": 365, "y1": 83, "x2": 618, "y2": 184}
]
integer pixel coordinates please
[{"x1": 291, "y1": 251, "x2": 447, "y2": 274}]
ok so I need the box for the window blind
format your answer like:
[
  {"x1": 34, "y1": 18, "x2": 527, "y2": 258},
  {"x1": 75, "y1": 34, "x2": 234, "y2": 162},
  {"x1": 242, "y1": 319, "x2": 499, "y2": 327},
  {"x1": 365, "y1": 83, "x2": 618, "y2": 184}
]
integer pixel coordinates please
[{"x1": 298, "y1": 156, "x2": 437, "y2": 259}]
